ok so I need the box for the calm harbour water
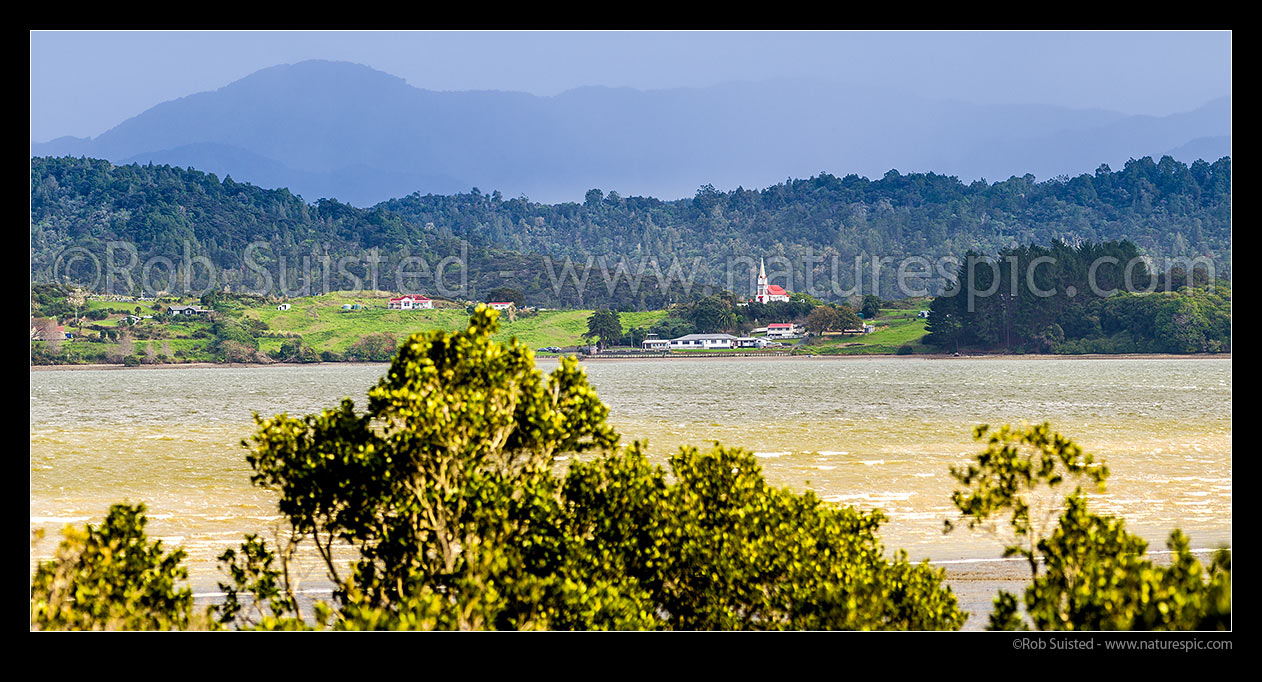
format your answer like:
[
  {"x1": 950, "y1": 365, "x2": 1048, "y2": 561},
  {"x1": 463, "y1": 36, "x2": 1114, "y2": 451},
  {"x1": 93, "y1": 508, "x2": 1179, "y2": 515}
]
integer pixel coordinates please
[{"x1": 30, "y1": 357, "x2": 1231, "y2": 598}]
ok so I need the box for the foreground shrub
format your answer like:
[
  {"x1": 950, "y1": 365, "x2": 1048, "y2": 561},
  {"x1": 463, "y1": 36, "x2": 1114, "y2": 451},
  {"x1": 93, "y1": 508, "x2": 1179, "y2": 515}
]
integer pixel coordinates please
[
  {"x1": 947, "y1": 423, "x2": 1231, "y2": 630},
  {"x1": 30, "y1": 503, "x2": 204, "y2": 630},
  {"x1": 561, "y1": 443, "x2": 963, "y2": 629},
  {"x1": 222, "y1": 305, "x2": 965, "y2": 630}
]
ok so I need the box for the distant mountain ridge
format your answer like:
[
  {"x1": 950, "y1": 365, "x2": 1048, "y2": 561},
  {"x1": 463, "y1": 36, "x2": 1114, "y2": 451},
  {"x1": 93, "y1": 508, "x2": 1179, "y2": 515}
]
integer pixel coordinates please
[{"x1": 31, "y1": 60, "x2": 1232, "y2": 206}]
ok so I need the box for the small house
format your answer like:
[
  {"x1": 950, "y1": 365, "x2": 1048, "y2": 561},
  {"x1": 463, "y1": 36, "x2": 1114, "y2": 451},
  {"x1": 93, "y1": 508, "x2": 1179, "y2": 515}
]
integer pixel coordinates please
[
  {"x1": 642, "y1": 334, "x2": 670, "y2": 351},
  {"x1": 167, "y1": 305, "x2": 208, "y2": 317},
  {"x1": 918, "y1": 310, "x2": 930, "y2": 319},
  {"x1": 488, "y1": 302, "x2": 516, "y2": 312},
  {"x1": 389, "y1": 295, "x2": 433, "y2": 310},
  {"x1": 277, "y1": 303, "x2": 291, "y2": 311},
  {"x1": 765, "y1": 323, "x2": 800, "y2": 338},
  {"x1": 669, "y1": 333, "x2": 738, "y2": 350}
]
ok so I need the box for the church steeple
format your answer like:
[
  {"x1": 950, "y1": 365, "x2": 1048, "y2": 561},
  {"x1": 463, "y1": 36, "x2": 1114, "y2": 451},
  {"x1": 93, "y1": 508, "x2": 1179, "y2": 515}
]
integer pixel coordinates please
[
  {"x1": 757, "y1": 258, "x2": 768, "y2": 298},
  {"x1": 752, "y1": 257, "x2": 788, "y2": 304}
]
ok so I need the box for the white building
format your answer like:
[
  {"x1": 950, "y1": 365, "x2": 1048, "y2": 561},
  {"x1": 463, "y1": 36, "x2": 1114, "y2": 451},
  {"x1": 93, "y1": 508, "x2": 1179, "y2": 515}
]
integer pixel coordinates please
[
  {"x1": 669, "y1": 333, "x2": 738, "y2": 350},
  {"x1": 277, "y1": 303, "x2": 291, "y2": 311},
  {"x1": 641, "y1": 333, "x2": 670, "y2": 351},
  {"x1": 389, "y1": 295, "x2": 434, "y2": 310},
  {"x1": 765, "y1": 323, "x2": 801, "y2": 338},
  {"x1": 488, "y1": 301, "x2": 515, "y2": 311},
  {"x1": 751, "y1": 259, "x2": 790, "y2": 304}
]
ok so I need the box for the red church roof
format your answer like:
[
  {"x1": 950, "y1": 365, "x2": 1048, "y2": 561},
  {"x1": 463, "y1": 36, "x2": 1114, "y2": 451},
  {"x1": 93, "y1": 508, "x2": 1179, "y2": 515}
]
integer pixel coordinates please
[{"x1": 766, "y1": 285, "x2": 788, "y2": 296}]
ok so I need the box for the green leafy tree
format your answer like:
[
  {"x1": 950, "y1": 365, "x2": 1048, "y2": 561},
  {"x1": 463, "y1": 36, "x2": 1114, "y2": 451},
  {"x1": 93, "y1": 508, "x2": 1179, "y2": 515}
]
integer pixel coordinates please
[
  {"x1": 624, "y1": 326, "x2": 648, "y2": 348},
  {"x1": 947, "y1": 423, "x2": 1230, "y2": 631},
  {"x1": 276, "y1": 338, "x2": 318, "y2": 363},
  {"x1": 686, "y1": 295, "x2": 736, "y2": 334},
  {"x1": 648, "y1": 315, "x2": 695, "y2": 340},
  {"x1": 804, "y1": 304, "x2": 862, "y2": 337},
  {"x1": 860, "y1": 295, "x2": 882, "y2": 320},
  {"x1": 226, "y1": 306, "x2": 965, "y2": 630},
  {"x1": 237, "y1": 305, "x2": 621, "y2": 628},
  {"x1": 804, "y1": 305, "x2": 841, "y2": 335},
  {"x1": 30, "y1": 503, "x2": 207, "y2": 630},
  {"x1": 345, "y1": 332, "x2": 398, "y2": 361},
  {"x1": 563, "y1": 443, "x2": 965, "y2": 630},
  {"x1": 834, "y1": 303, "x2": 863, "y2": 331},
  {"x1": 584, "y1": 309, "x2": 623, "y2": 350}
]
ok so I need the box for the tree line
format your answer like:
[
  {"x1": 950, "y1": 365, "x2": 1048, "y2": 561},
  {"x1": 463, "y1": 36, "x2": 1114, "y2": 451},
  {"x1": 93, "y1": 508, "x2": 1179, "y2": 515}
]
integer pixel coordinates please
[
  {"x1": 924, "y1": 240, "x2": 1230, "y2": 354},
  {"x1": 32, "y1": 155, "x2": 1230, "y2": 309}
]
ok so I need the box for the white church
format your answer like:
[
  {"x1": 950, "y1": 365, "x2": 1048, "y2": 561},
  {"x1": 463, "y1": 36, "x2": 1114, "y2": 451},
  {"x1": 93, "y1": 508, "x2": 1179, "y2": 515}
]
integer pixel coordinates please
[{"x1": 750, "y1": 259, "x2": 790, "y2": 304}]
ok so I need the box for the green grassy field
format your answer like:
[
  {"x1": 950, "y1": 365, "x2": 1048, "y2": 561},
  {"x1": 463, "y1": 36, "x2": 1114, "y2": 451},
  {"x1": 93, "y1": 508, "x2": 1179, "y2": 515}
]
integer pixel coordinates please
[
  {"x1": 37, "y1": 292, "x2": 669, "y2": 364},
  {"x1": 797, "y1": 307, "x2": 933, "y2": 355},
  {"x1": 242, "y1": 292, "x2": 669, "y2": 353},
  {"x1": 42, "y1": 291, "x2": 935, "y2": 363}
]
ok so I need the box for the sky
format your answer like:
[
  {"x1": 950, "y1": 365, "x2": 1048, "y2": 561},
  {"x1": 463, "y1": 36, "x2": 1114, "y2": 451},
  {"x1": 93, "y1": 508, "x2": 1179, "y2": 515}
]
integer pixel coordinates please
[{"x1": 29, "y1": 30, "x2": 1231, "y2": 143}]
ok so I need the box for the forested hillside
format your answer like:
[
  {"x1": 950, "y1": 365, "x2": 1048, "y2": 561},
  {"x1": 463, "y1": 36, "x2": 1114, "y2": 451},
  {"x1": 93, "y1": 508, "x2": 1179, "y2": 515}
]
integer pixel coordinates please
[
  {"x1": 31, "y1": 155, "x2": 1230, "y2": 309},
  {"x1": 924, "y1": 241, "x2": 1231, "y2": 354}
]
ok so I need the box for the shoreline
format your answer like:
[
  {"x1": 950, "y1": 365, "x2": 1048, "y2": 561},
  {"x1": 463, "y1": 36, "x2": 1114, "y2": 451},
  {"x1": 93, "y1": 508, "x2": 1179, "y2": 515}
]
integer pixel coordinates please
[
  {"x1": 30, "y1": 352, "x2": 1230, "y2": 371},
  {"x1": 573, "y1": 352, "x2": 1230, "y2": 362}
]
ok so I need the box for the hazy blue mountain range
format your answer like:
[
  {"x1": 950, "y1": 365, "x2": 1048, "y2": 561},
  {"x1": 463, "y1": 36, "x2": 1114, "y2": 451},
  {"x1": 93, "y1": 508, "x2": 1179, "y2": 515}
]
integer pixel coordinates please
[{"x1": 31, "y1": 60, "x2": 1232, "y2": 206}]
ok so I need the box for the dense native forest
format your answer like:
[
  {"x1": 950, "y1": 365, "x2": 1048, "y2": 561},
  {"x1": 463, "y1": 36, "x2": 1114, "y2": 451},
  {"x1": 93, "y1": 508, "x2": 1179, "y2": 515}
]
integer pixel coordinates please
[
  {"x1": 31, "y1": 155, "x2": 1230, "y2": 310},
  {"x1": 924, "y1": 241, "x2": 1232, "y2": 354}
]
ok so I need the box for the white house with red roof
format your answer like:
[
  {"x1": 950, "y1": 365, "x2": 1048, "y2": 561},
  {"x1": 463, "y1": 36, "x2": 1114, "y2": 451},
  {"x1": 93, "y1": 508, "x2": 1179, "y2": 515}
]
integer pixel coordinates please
[
  {"x1": 751, "y1": 259, "x2": 790, "y2": 304},
  {"x1": 765, "y1": 322, "x2": 802, "y2": 338},
  {"x1": 488, "y1": 301, "x2": 516, "y2": 311},
  {"x1": 389, "y1": 294, "x2": 433, "y2": 310}
]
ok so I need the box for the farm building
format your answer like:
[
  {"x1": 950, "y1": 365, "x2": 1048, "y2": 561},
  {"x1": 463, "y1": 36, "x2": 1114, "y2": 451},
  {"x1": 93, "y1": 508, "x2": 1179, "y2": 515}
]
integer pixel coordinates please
[{"x1": 389, "y1": 295, "x2": 433, "y2": 310}]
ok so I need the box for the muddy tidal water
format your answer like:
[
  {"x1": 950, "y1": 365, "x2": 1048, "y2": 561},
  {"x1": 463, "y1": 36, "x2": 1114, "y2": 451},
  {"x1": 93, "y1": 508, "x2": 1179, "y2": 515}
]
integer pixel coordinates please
[{"x1": 31, "y1": 357, "x2": 1231, "y2": 607}]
